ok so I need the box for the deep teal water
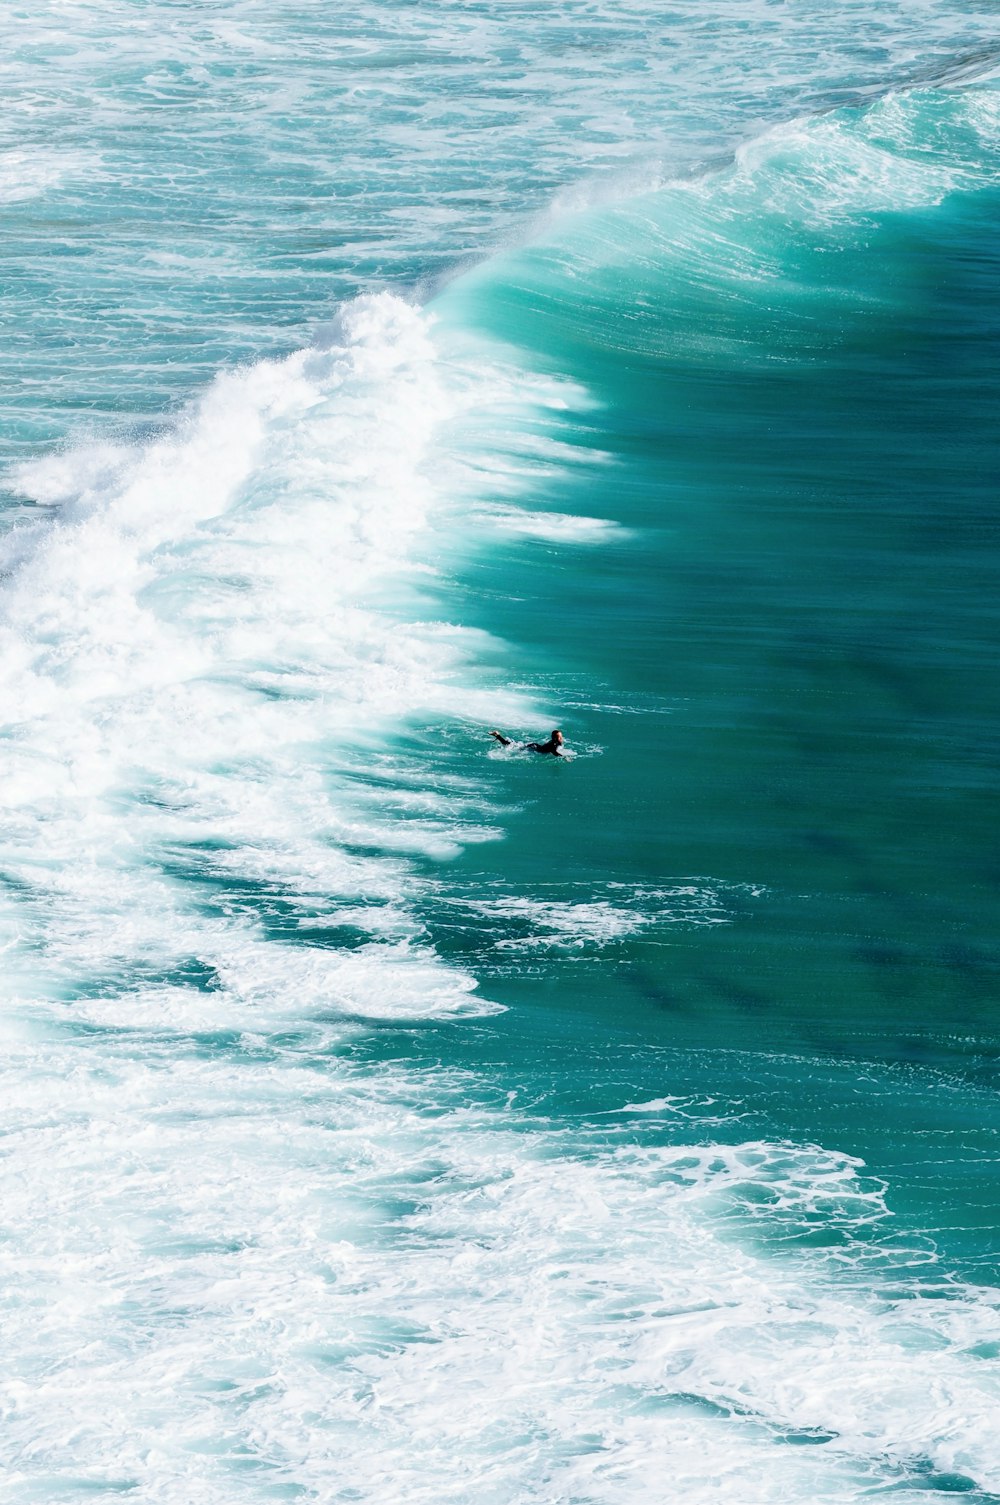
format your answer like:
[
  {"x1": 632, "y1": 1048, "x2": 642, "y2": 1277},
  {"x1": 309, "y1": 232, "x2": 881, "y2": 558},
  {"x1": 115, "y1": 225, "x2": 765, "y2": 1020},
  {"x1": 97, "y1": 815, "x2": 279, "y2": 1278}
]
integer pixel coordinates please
[
  {"x1": 2, "y1": 5, "x2": 999, "y2": 1502},
  {"x1": 424, "y1": 86, "x2": 1000, "y2": 1264}
]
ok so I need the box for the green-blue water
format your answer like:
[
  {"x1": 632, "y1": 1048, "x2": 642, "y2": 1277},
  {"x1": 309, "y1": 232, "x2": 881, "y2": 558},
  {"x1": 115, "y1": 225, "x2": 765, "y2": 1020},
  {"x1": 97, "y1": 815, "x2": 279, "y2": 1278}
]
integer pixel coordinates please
[{"x1": 1, "y1": 5, "x2": 999, "y2": 1501}]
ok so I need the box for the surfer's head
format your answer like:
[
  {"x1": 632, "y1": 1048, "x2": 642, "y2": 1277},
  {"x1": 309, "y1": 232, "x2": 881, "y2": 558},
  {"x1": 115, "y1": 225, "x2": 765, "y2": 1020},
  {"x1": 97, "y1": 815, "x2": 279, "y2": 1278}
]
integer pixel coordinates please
[{"x1": 551, "y1": 730, "x2": 564, "y2": 746}]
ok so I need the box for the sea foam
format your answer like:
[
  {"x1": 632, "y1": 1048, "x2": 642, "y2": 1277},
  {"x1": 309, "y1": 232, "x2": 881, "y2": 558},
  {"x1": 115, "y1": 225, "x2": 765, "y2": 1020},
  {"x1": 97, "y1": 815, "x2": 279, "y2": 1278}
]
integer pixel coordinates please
[{"x1": 0, "y1": 293, "x2": 590, "y2": 1029}]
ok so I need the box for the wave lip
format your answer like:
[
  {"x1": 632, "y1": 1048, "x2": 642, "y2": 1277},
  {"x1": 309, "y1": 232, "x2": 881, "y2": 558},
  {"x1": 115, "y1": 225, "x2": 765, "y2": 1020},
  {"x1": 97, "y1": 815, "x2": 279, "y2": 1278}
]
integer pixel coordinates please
[{"x1": 446, "y1": 79, "x2": 1000, "y2": 373}]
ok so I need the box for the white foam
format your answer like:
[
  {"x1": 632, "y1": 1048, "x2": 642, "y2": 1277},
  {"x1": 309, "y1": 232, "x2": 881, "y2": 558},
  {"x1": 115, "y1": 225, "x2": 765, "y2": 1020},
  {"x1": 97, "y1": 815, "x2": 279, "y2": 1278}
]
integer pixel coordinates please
[
  {"x1": 484, "y1": 896, "x2": 650, "y2": 948},
  {"x1": 16, "y1": 279, "x2": 1000, "y2": 1495},
  {"x1": 1, "y1": 293, "x2": 596, "y2": 1024},
  {"x1": 454, "y1": 882, "x2": 749, "y2": 952},
  {"x1": 0, "y1": 147, "x2": 101, "y2": 204},
  {"x1": 730, "y1": 93, "x2": 976, "y2": 227},
  {"x1": 617, "y1": 1096, "x2": 685, "y2": 1113},
  {"x1": 2, "y1": 1039, "x2": 999, "y2": 1502},
  {"x1": 3, "y1": 36, "x2": 999, "y2": 1500},
  {"x1": 481, "y1": 505, "x2": 627, "y2": 544}
]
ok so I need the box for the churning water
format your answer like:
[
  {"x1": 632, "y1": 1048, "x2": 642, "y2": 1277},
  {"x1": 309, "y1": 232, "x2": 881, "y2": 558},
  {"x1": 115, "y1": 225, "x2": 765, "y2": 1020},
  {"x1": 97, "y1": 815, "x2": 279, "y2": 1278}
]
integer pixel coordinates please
[{"x1": 2, "y1": 4, "x2": 1000, "y2": 1500}]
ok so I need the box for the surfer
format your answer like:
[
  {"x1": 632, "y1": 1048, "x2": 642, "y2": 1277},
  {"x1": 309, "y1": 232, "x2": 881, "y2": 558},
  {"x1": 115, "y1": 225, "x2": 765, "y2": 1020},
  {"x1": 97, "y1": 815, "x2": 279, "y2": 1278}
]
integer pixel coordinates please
[{"x1": 490, "y1": 728, "x2": 566, "y2": 757}]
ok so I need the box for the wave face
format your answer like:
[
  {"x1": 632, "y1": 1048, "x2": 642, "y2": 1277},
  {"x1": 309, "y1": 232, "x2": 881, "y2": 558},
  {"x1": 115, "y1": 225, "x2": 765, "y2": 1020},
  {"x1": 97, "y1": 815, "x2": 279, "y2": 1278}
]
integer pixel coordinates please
[
  {"x1": 3, "y1": 0, "x2": 999, "y2": 458},
  {"x1": 3, "y1": 4, "x2": 1000, "y2": 1503}
]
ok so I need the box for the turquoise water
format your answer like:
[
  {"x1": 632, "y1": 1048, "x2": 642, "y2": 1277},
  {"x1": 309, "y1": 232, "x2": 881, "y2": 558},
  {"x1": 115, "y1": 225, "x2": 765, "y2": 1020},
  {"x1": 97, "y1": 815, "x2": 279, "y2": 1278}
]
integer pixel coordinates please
[{"x1": 2, "y1": 5, "x2": 1000, "y2": 1501}]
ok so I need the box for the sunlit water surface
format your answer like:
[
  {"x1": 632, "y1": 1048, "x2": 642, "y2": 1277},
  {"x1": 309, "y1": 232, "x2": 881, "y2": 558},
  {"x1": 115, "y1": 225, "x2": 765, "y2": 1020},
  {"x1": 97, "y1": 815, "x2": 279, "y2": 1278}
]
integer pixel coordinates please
[{"x1": 2, "y1": 3, "x2": 1000, "y2": 1501}]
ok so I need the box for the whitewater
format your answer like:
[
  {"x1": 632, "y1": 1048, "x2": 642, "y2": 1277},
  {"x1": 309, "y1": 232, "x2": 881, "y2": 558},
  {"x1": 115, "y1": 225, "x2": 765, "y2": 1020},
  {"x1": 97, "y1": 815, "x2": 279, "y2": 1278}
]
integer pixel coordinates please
[{"x1": 3, "y1": 3, "x2": 1000, "y2": 1502}]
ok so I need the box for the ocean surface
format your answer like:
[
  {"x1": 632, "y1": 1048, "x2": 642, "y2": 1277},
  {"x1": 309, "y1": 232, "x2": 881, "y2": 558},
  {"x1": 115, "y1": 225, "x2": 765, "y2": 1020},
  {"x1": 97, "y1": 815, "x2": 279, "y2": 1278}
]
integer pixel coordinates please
[{"x1": 2, "y1": 3, "x2": 1000, "y2": 1501}]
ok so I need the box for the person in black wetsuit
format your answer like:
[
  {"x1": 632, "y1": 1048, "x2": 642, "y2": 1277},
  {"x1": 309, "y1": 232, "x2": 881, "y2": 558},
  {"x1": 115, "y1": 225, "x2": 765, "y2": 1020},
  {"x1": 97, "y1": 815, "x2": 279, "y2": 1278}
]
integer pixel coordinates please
[{"x1": 490, "y1": 728, "x2": 566, "y2": 756}]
